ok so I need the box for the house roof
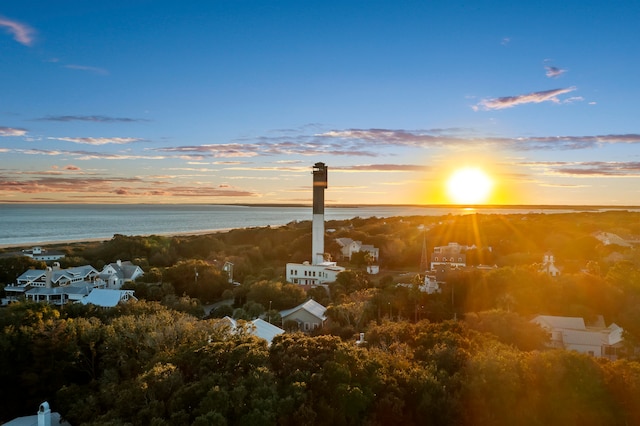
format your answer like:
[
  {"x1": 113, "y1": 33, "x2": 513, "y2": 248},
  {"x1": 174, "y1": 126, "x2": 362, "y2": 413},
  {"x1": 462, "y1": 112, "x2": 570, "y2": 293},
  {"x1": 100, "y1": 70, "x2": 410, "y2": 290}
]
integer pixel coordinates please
[
  {"x1": 103, "y1": 261, "x2": 143, "y2": 280},
  {"x1": 335, "y1": 238, "x2": 354, "y2": 248},
  {"x1": 280, "y1": 299, "x2": 327, "y2": 321},
  {"x1": 533, "y1": 315, "x2": 586, "y2": 330},
  {"x1": 81, "y1": 289, "x2": 136, "y2": 307},
  {"x1": 218, "y1": 316, "x2": 284, "y2": 344},
  {"x1": 251, "y1": 318, "x2": 284, "y2": 344}
]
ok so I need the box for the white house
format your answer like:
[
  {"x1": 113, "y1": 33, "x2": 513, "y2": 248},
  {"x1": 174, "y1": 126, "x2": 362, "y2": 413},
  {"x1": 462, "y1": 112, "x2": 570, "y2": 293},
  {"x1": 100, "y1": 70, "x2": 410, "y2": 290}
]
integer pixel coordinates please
[
  {"x1": 531, "y1": 315, "x2": 624, "y2": 359},
  {"x1": 421, "y1": 274, "x2": 441, "y2": 294},
  {"x1": 219, "y1": 316, "x2": 284, "y2": 345},
  {"x1": 99, "y1": 260, "x2": 144, "y2": 289},
  {"x1": 286, "y1": 261, "x2": 345, "y2": 286},
  {"x1": 21, "y1": 247, "x2": 65, "y2": 262},
  {"x1": 335, "y1": 238, "x2": 379, "y2": 262},
  {"x1": 4, "y1": 263, "x2": 100, "y2": 304},
  {"x1": 539, "y1": 252, "x2": 561, "y2": 277},
  {"x1": 4, "y1": 261, "x2": 142, "y2": 306},
  {"x1": 280, "y1": 299, "x2": 327, "y2": 331}
]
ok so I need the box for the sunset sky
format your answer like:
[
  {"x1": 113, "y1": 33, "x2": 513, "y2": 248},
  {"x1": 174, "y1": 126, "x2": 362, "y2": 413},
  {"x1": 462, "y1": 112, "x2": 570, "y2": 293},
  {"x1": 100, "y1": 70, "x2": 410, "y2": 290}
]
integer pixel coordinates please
[{"x1": 1, "y1": 1, "x2": 639, "y2": 206}]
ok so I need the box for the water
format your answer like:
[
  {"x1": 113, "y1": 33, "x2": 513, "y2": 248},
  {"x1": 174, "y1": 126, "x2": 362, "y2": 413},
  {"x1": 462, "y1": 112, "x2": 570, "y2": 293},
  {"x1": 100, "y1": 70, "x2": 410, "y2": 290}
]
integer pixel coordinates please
[{"x1": 0, "y1": 204, "x2": 634, "y2": 248}]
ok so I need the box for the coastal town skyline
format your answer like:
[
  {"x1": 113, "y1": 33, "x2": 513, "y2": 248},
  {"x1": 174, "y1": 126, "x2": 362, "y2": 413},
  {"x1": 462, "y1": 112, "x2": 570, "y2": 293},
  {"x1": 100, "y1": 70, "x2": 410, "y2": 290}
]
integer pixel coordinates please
[{"x1": 1, "y1": 1, "x2": 639, "y2": 206}]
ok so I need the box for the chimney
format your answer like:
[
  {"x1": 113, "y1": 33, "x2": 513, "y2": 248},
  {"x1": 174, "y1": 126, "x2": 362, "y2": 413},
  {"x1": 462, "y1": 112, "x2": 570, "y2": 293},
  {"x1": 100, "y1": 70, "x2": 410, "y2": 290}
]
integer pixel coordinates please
[
  {"x1": 117, "y1": 259, "x2": 122, "y2": 267},
  {"x1": 45, "y1": 267, "x2": 53, "y2": 288},
  {"x1": 38, "y1": 402, "x2": 52, "y2": 426},
  {"x1": 312, "y1": 162, "x2": 328, "y2": 265}
]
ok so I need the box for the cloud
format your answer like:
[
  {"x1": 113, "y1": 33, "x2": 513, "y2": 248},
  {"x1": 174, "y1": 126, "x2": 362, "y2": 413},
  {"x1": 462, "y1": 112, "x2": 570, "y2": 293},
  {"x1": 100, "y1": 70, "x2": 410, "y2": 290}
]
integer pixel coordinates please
[
  {"x1": 0, "y1": 126, "x2": 27, "y2": 137},
  {"x1": 0, "y1": 173, "x2": 257, "y2": 198},
  {"x1": 332, "y1": 164, "x2": 431, "y2": 172},
  {"x1": 545, "y1": 66, "x2": 567, "y2": 78},
  {"x1": 48, "y1": 137, "x2": 142, "y2": 145},
  {"x1": 36, "y1": 115, "x2": 149, "y2": 123},
  {"x1": 64, "y1": 64, "x2": 109, "y2": 75},
  {"x1": 315, "y1": 129, "x2": 640, "y2": 152},
  {"x1": 521, "y1": 161, "x2": 640, "y2": 177},
  {"x1": 0, "y1": 16, "x2": 35, "y2": 46},
  {"x1": 501, "y1": 37, "x2": 511, "y2": 46},
  {"x1": 155, "y1": 139, "x2": 379, "y2": 158},
  {"x1": 474, "y1": 87, "x2": 577, "y2": 110},
  {"x1": 150, "y1": 129, "x2": 640, "y2": 161}
]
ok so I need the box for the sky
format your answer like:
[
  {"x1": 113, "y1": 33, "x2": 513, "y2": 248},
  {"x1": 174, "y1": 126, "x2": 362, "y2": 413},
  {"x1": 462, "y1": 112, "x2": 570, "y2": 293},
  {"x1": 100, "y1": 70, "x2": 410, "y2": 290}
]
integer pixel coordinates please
[{"x1": 1, "y1": 0, "x2": 639, "y2": 206}]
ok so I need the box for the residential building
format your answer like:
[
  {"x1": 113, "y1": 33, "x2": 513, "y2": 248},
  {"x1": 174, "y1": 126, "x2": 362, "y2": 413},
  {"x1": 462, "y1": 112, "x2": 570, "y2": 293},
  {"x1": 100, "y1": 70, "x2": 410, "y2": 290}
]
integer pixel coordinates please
[
  {"x1": 335, "y1": 238, "x2": 379, "y2": 262},
  {"x1": 531, "y1": 315, "x2": 624, "y2": 360},
  {"x1": 21, "y1": 246, "x2": 65, "y2": 262},
  {"x1": 286, "y1": 261, "x2": 345, "y2": 286},
  {"x1": 4, "y1": 263, "x2": 100, "y2": 304},
  {"x1": 280, "y1": 299, "x2": 327, "y2": 331},
  {"x1": 99, "y1": 260, "x2": 144, "y2": 289},
  {"x1": 430, "y1": 242, "x2": 470, "y2": 270},
  {"x1": 3, "y1": 260, "x2": 142, "y2": 306},
  {"x1": 219, "y1": 316, "x2": 284, "y2": 345},
  {"x1": 539, "y1": 252, "x2": 561, "y2": 277}
]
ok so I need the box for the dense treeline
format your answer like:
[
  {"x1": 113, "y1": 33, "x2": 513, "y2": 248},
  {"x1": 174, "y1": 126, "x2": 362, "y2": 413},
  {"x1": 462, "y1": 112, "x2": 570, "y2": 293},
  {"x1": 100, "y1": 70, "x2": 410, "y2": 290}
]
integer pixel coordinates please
[
  {"x1": 3, "y1": 301, "x2": 640, "y2": 425},
  {"x1": 1, "y1": 211, "x2": 640, "y2": 423}
]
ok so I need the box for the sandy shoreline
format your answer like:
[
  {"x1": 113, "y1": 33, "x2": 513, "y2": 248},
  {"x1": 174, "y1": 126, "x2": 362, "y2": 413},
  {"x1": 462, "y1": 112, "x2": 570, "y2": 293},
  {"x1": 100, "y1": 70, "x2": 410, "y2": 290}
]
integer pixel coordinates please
[{"x1": 0, "y1": 228, "x2": 236, "y2": 250}]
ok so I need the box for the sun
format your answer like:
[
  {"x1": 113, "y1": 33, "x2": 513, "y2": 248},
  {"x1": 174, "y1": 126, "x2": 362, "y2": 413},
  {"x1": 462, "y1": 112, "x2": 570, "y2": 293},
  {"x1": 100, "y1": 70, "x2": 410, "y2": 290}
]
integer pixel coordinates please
[{"x1": 446, "y1": 167, "x2": 493, "y2": 204}]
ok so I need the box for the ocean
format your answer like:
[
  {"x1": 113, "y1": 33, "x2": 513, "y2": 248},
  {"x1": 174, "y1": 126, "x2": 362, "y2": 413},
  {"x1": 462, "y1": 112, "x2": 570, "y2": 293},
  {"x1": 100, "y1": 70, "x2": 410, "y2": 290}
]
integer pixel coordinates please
[{"x1": 0, "y1": 204, "x2": 633, "y2": 248}]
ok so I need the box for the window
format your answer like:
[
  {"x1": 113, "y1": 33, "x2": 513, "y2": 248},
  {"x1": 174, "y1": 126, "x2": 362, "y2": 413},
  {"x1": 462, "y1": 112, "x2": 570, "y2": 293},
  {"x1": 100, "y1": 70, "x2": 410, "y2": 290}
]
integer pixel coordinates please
[{"x1": 304, "y1": 322, "x2": 310, "y2": 331}]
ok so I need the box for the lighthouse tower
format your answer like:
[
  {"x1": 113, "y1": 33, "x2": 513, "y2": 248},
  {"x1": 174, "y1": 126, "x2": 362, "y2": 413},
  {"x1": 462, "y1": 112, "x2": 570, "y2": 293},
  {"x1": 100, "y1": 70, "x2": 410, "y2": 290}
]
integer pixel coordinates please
[{"x1": 312, "y1": 162, "x2": 328, "y2": 265}]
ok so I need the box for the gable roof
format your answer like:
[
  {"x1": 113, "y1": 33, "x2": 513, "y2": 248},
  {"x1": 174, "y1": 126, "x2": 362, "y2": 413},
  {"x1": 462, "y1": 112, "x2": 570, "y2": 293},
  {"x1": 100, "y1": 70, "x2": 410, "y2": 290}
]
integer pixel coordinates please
[
  {"x1": 280, "y1": 299, "x2": 327, "y2": 321},
  {"x1": 533, "y1": 315, "x2": 586, "y2": 330},
  {"x1": 103, "y1": 261, "x2": 143, "y2": 280},
  {"x1": 81, "y1": 289, "x2": 137, "y2": 307},
  {"x1": 219, "y1": 316, "x2": 284, "y2": 345}
]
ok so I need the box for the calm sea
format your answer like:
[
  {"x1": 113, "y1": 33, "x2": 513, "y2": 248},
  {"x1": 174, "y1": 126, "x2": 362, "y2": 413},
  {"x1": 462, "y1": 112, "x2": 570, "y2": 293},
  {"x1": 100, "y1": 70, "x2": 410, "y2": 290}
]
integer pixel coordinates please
[{"x1": 0, "y1": 204, "x2": 633, "y2": 248}]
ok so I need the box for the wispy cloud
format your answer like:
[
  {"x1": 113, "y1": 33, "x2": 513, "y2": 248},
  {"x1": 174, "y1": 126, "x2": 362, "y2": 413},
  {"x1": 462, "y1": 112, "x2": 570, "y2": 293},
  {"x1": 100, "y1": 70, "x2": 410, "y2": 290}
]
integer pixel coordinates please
[
  {"x1": 0, "y1": 126, "x2": 27, "y2": 137},
  {"x1": 48, "y1": 137, "x2": 142, "y2": 145},
  {"x1": 0, "y1": 173, "x2": 257, "y2": 198},
  {"x1": 316, "y1": 129, "x2": 640, "y2": 151},
  {"x1": 521, "y1": 161, "x2": 640, "y2": 177},
  {"x1": 545, "y1": 66, "x2": 567, "y2": 78},
  {"x1": 0, "y1": 16, "x2": 35, "y2": 46},
  {"x1": 332, "y1": 164, "x2": 430, "y2": 172},
  {"x1": 501, "y1": 37, "x2": 511, "y2": 46},
  {"x1": 37, "y1": 115, "x2": 149, "y2": 123},
  {"x1": 474, "y1": 87, "x2": 577, "y2": 110},
  {"x1": 64, "y1": 64, "x2": 109, "y2": 75}
]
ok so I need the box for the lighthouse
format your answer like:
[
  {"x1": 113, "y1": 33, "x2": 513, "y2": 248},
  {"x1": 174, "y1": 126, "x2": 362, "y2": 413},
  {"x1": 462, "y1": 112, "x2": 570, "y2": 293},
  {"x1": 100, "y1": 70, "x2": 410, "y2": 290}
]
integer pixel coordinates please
[
  {"x1": 285, "y1": 162, "x2": 344, "y2": 285},
  {"x1": 312, "y1": 162, "x2": 328, "y2": 265}
]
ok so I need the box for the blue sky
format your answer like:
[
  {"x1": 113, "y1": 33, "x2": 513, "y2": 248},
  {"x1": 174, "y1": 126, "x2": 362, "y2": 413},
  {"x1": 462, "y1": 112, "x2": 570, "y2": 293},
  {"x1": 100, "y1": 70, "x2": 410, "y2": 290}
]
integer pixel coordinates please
[{"x1": 1, "y1": 0, "x2": 639, "y2": 205}]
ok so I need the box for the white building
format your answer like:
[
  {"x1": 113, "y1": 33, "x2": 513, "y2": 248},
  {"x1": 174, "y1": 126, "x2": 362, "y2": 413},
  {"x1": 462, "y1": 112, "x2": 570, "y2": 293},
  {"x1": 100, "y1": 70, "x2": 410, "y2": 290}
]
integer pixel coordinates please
[
  {"x1": 99, "y1": 260, "x2": 144, "y2": 289},
  {"x1": 4, "y1": 263, "x2": 100, "y2": 304},
  {"x1": 531, "y1": 315, "x2": 624, "y2": 359},
  {"x1": 430, "y1": 242, "x2": 471, "y2": 270},
  {"x1": 539, "y1": 252, "x2": 561, "y2": 277},
  {"x1": 219, "y1": 316, "x2": 284, "y2": 345},
  {"x1": 21, "y1": 247, "x2": 65, "y2": 262},
  {"x1": 4, "y1": 261, "x2": 142, "y2": 306},
  {"x1": 286, "y1": 261, "x2": 345, "y2": 286},
  {"x1": 335, "y1": 238, "x2": 379, "y2": 262}
]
